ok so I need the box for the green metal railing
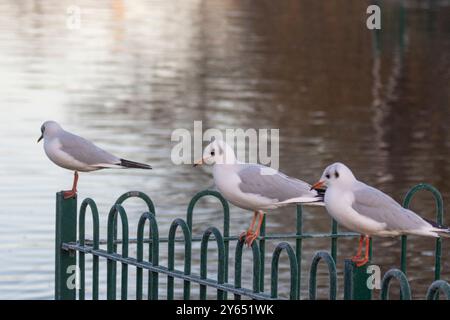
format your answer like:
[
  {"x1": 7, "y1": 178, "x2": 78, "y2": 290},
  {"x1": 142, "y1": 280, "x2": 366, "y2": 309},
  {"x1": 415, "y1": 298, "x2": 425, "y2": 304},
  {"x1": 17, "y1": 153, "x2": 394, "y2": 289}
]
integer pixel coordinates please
[{"x1": 55, "y1": 184, "x2": 448, "y2": 300}]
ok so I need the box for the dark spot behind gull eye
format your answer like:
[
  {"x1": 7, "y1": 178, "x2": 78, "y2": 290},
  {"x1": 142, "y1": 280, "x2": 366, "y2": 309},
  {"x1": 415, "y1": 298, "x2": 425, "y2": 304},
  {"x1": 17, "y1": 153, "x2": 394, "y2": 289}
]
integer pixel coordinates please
[
  {"x1": 335, "y1": 171, "x2": 339, "y2": 178},
  {"x1": 325, "y1": 173, "x2": 330, "y2": 179}
]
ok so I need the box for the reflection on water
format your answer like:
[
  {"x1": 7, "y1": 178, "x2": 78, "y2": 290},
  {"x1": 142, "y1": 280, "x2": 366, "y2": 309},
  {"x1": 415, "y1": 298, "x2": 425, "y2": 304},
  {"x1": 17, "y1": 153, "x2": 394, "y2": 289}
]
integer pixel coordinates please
[{"x1": 0, "y1": 0, "x2": 449, "y2": 299}]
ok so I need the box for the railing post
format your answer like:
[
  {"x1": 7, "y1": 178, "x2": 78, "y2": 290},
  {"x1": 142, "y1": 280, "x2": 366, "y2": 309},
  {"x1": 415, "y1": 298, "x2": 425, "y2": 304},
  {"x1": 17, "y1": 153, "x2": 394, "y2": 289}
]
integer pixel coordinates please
[
  {"x1": 55, "y1": 192, "x2": 77, "y2": 300},
  {"x1": 295, "y1": 205, "x2": 303, "y2": 299},
  {"x1": 343, "y1": 260, "x2": 372, "y2": 300}
]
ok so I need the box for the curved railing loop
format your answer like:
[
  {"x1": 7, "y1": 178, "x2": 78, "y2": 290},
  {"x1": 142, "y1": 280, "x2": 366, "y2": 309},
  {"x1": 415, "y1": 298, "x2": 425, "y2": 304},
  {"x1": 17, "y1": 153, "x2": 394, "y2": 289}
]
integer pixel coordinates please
[
  {"x1": 200, "y1": 226, "x2": 226, "y2": 300},
  {"x1": 167, "y1": 218, "x2": 192, "y2": 300},
  {"x1": 234, "y1": 238, "x2": 261, "y2": 299},
  {"x1": 136, "y1": 211, "x2": 159, "y2": 300},
  {"x1": 309, "y1": 251, "x2": 337, "y2": 300},
  {"x1": 186, "y1": 190, "x2": 229, "y2": 235},
  {"x1": 426, "y1": 280, "x2": 450, "y2": 300},
  {"x1": 187, "y1": 190, "x2": 230, "y2": 287},
  {"x1": 78, "y1": 198, "x2": 100, "y2": 300},
  {"x1": 114, "y1": 191, "x2": 156, "y2": 214},
  {"x1": 271, "y1": 242, "x2": 299, "y2": 300},
  {"x1": 380, "y1": 268, "x2": 411, "y2": 300},
  {"x1": 401, "y1": 183, "x2": 444, "y2": 277},
  {"x1": 106, "y1": 204, "x2": 129, "y2": 300},
  {"x1": 403, "y1": 184, "x2": 444, "y2": 219}
]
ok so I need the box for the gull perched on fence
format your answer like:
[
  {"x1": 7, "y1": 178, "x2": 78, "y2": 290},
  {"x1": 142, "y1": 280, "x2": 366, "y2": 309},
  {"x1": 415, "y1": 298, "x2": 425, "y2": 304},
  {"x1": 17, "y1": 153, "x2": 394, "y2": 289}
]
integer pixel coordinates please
[
  {"x1": 38, "y1": 120, "x2": 151, "y2": 199},
  {"x1": 193, "y1": 139, "x2": 324, "y2": 246},
  {"x1": 311, "y1": 162, "x2": 450, "y2": 266}
]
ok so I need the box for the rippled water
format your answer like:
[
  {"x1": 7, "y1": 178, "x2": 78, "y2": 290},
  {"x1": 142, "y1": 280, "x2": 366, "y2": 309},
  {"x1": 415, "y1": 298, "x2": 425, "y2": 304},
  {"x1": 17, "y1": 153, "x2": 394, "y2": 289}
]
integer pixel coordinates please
[{"x1": 0, "y1": 0, "x2": 449, "y2": 299}]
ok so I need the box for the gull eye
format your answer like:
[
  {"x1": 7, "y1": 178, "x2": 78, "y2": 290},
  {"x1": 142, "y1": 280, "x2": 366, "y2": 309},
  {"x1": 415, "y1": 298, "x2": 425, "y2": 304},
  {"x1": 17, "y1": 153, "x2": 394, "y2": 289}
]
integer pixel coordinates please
[
  {"x1": 335, "y1": 171, "x2": 339, "y2": 178},
  {"x1": 325, "y1": 173, "x2": 330, "y2": 179},
  {"x1": 210, "y1": 151, "x2": 215, "y2": 156}
]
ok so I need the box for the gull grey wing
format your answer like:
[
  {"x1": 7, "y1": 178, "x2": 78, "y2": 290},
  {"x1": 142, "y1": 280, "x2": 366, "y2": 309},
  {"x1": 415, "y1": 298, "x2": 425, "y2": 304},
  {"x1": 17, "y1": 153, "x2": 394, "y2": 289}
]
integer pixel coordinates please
[
  {"x1": 352, "y1": 183, "x2": 429, "y2": 231},
  {"x1": 237, "y1": 164, "x2": 319, "y2": 202},
  {"x1": 59, "y1": 131, "x2": 120, "y2": 166}
]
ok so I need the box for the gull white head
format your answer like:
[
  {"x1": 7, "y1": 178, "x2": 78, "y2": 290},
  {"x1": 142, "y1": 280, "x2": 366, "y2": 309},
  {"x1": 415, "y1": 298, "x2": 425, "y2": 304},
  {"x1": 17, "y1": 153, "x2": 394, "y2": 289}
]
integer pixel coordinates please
[
  {"x1": 37, "y1": 120, "x2": 63, "y2": 143},
  {"x1": 193, "y1": 140, "x2": 237, "y2": 166},
  {"x1": 311, "y1": 162, "x2": 357, "y2": 190}
]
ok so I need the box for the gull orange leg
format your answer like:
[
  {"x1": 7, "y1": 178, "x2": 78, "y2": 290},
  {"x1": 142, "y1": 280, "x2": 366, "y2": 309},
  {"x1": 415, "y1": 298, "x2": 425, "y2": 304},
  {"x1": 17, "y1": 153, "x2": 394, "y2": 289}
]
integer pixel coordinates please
[
  {"x1": 245, "y1": 211, "x2": 265, "y2": 247},
  {"x1": 353, "y1": 236, "x2": 370, "y2": 267},
  {"x1": 240, "y1": 211, "x2": 259, "y2": 241},
  {"x1": 239, "y1": 211, "x2": 259, "y2": 240},
  {"x1": 351, "y1": 235, "x2": 364, "y2": 262},
  {"x1": 63, "y1": 171, "x2": 79, "y2": 199}
]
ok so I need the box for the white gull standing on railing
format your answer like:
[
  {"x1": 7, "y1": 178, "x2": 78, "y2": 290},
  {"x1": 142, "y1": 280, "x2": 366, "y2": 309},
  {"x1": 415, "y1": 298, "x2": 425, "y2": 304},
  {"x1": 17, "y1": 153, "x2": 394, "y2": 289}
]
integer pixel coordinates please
[
  {"x1": 311, "y1": 162, "x2": 450, "y2": 266},
  {"x1": 193, "y1": 139, "x2": 324, "y2": 246},
  {"x1": 38, "y1": 120, "x2": 152, "y2": 199}
]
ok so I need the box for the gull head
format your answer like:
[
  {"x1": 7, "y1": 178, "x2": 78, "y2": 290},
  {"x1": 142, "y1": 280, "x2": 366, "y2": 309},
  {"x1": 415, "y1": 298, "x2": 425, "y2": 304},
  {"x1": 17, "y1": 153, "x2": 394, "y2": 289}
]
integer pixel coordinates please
[
  {"x1": 193, "y1": 140, "x2": 237, "y2": 167},
  {"x1": 37, "y1": 120, "x2": 63, "y2": 143},
  {"x1": 311, "y1": 162, "x2": 356, "y2": 190}
]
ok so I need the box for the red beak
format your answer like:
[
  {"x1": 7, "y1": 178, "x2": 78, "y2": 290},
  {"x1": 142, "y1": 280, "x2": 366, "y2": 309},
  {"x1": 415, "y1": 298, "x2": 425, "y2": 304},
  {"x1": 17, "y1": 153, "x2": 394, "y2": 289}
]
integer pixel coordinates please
[{"x1": 310, "y1": 180, "x2": 325, "y2": 191}]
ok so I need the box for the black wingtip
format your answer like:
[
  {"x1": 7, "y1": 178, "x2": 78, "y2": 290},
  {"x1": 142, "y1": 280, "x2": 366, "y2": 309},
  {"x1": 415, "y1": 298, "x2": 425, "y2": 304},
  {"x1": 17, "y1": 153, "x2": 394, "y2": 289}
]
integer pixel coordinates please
[
  {"x1": 120, "y1": 159, "x2": 152, "y2": 169},
  {"x1": 423, "y1": 217, "x2": 448, "y2": 230}
]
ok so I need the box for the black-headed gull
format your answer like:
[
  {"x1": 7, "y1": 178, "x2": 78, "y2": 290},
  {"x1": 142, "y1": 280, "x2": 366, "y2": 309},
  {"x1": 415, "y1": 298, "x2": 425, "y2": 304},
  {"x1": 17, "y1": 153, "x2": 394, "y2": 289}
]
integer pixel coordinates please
[
  {"x1": 38, "y1": 120, "x2": 151, "y2": 199},
  {"x1": 311, "y1": 162, "x2": 449, "y2": 266},
  {"x1": 194, "y1": 140, "x2": 324, "y2": 246}
]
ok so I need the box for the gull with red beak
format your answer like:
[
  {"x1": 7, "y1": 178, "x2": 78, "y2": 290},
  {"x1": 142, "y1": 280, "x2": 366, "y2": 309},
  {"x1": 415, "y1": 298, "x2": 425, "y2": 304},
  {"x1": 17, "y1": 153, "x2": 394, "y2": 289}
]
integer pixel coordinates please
[
  {"x1": 38, "y1": 120, "x2": 152, "y2": 199},
  {"x1": 194, "y1": 140, "x2": 324, "y2": 246},
  {"x1": 311, "y1": 162, "x2": 450, "y2": 266}
]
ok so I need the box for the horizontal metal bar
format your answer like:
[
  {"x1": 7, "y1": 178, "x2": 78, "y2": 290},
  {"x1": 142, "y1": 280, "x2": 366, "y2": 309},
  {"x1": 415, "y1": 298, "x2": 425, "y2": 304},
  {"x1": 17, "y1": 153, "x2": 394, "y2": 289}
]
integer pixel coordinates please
[
  {"x1": 80, "y1": 232, "x2": 359, "y2": 246},
  {"x1": 62, "y1": 243, "x2": 278, "y2": 300}
]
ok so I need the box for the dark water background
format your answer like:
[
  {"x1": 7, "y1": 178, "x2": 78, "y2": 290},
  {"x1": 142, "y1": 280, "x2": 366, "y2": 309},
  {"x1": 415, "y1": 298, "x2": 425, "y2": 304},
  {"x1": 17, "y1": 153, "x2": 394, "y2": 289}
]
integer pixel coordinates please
[{"x1": 0, "y1": 0, "x2": 449, "y2": 299}]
